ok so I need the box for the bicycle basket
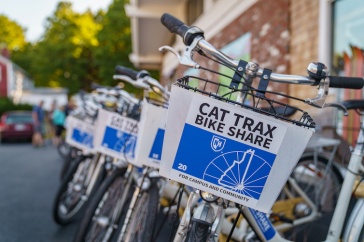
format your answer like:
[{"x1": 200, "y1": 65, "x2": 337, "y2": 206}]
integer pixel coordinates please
[
  {"x1": 65, "y1": 116, "x2": 95, "y2": 152},
  {"x1": 134, "y1": 98, "x2": 169, "y2": 169},
  {"x1": 93, "y1": 109, "x2": 140, "y2": 166},
  {"x1": 159, "y1": 75, "x2": 315, "y2": 212}
]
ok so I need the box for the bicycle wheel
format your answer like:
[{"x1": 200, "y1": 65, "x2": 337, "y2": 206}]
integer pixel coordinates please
[
  {"x1": 60, "y1": 156, "x2": 73, "y2": 181},
  {"x1": 60, "y1": 152, "x2": 79, "y2": 181},
  {"x1": 53, "y1": 155, "x2": 104, "y2": 225},
  {"x1": 343, "y1": 198, "x2": 364, "y2": 242},
  {"x1": 280, "y1": 154, "x2": 343, "y2": 242},
  {"x1": 122, "y1": 178, "x2": 160, "y2": 242},
  {"x1": 57, "y1": 140, "x2": 72, "y2": 160},
  {"x1": 73, "y1": 167, "x2": 130, "y2": 242}
]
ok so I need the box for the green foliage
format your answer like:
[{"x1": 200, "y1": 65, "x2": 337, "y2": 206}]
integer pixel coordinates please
[
  {"x1": 29, "y1": 2, "x2": 103, "y2": 94},
  {"x1": 7, "y1": 0, "x2": 160, "y2": 97},
  {"x1": 0, "y1": 15, "x2": 27, "y2": 51},
  {"x1": 0, "y1": 98, "x2": 32, "y2": 116},
  {"x1": 94, "y1": 0, "x2": 133, "y2": 87}
]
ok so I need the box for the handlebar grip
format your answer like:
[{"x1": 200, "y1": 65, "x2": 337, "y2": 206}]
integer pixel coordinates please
[
  {"x1": 115, "y1": 65, "x2": 138, "y2": 80},
  {"x1": 329, "y1": 76, "x2": 364, "y2": 89},
  {"x1": 161, "y1": 13, "x2": 189, "y2": 42}
]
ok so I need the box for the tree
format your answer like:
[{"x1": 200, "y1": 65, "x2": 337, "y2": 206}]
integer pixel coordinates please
[
  {"x1": 9, "y1": 0, "x2": 151, "y2": 97},
  {"x1": 14, "y1": 2, "x2": 104, "y2": 94},
  {"x1": 0, "y1": 15, "x2": 27, "y2": 52},
  {"x1": 94, "y1": 0, "x2": 134, "y2": 88}
]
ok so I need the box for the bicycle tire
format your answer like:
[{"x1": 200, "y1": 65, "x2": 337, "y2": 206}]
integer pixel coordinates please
[
  {"x1": 281, "y1": 154, "x2": 343, "y2": 242},
  {"x1": 73, "y1": 167, "x2": 130, "y2": 242},
  {"x1": 60, "y1": 155, "x2": 77, "y2": 181},
  {"x1": 185, "y1": 220, "x2": 211, "y2": 242},
  {"x1": 343, "y1": 198, "x2": 364, "y2": 242},
  {"x1": 122, "y1": 178, "x2": 160, "y2": 242},
  {"x1": 57, "y1": 140, "x2": 72, "y2": 160},
  {"x1": 52, "y1": 155, "x2": 104, "y2": 225}
]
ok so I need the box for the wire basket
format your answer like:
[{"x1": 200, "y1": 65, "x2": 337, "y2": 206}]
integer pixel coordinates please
[{"x1": 174, "y1": 75, "x2": 315, "y2": 129}]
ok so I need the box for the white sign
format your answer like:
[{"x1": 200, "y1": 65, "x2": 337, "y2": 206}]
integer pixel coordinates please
[
  {"x1": 93, "y1": 109, "x2": 140, "y2": 166},
  {"x1": 134, "y1": 99, "x2": 168, "y2": 168},
  {"x1": 159, "y1": 85, "x2": 314, "y2": 212},
  {"x1": 65, "y1": 116, "x2": 95, "y2": 152}
]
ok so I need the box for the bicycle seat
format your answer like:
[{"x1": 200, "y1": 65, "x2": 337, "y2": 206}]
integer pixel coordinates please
[{"x1": 340, "y1": 100, "x2": 364, "y2": 110}]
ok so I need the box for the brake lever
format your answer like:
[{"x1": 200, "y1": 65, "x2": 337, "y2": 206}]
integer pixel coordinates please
[
  {"x1": 304, "y1": 75, "x2": 348, "y2": 115},
  {"x1": 304, "y1": 76, "x2": 329, "y2": 108},
  {"x1": 158, "y1": 43, "x2": 200, "y2": 69},
  {"x1": 322, "y1": 102, "x2": 348, "y2": 116}
]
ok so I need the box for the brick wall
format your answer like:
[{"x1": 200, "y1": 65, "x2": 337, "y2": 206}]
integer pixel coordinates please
[
  {"x1": 166, "y1": 0, "x2": 291, "y2": 95},
  {"x1": 289, "y1": 0, "x2": 319, "y2": 101},
  {"x1": 162, "y1": 0, "x2": 322, "y2": 118}
]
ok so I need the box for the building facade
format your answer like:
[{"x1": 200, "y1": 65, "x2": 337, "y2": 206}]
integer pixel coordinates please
[
  {"x1": 127, "y1": 0, "x2": 364, "y2": 142},
  {"x1": 0, "y1": 54, "x2": 34, "y2": 102},
  {"x1": 0, "y1": 54, "x2": 68, "y2": 111}
]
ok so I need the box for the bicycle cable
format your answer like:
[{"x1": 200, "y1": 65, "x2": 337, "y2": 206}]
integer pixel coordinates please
[
  {"x1": 226, "y1": 204, "x2": 242, "y2": 242},
  {"x1": 169, "y1": 184, "x2": 185, "y2": 242}
]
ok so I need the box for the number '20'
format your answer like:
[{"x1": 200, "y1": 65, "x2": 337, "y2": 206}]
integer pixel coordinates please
[{"x1": 178, "y1": 163, "x2": 187, "y2": 171}]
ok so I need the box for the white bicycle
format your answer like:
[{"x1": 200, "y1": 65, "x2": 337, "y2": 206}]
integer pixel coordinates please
[{"x1": 158, "y1": 13, "x2": 364, "y2": 242}]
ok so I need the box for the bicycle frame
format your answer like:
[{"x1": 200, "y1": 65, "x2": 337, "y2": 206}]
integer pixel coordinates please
[
  {"x1": 174, "y1": 117, "x2": 363, "y2": 242},
  {"x1": 324, "y1": 118, "x2": 364, "y2": 242}
]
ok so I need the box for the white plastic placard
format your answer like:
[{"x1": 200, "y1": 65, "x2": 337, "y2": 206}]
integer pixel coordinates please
[
  {"x1": 65, "y1": 116, "x2": 95, "y2": 152},
  {"x1": 160, "y1": 85, "x2": 314, "y2": 212},
  {"x1": 134, "y1": 99, "x2": 168, "y2": 168},
  {"x1": 93, "y1": 109, "x2": 140, "y2": 166}
]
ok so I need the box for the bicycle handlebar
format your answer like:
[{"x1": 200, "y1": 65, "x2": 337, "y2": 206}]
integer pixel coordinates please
[
  {"x1": 90, "y1": 82, "x2": 139, "y2": 105},
  {"x1": 161, "y1": 13, "x2": 198, "y2": 45},
  {"x1": 115, "y1": 65, "x2": 150, "y2": 80},
  {"x1": 160, "y1": 13, "x2": 364, "y2": 90},
  {"x1": 115, "y1": 65, "x2": 139, "y2": 80},
  {"x1": 114, "y1": 65, "x2": 170, "y2": 99},
  {"x1": 328, "y1": 76, "x2": 364, "y2": 89}
]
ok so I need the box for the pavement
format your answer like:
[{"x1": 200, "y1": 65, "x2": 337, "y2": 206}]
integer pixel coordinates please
[{"x1": 0, "y1": 140, "x2": 78, "y2": 242}]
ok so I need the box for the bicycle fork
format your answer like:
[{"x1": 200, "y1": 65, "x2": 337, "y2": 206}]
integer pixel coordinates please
[{"x1": 174, "y1": 190, "x2": 225, "y2": 242}]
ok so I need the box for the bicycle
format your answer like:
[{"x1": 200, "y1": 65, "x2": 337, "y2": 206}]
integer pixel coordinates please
[
  {"x1": 73, "y1": 65, "x2": 170, "y2": 242},
  {"x1": 158, "y1": 13, "x2": 364, "y2": 242},
  {"x1": 53, "y1": 86, "x2": 134, "y2": 225}
]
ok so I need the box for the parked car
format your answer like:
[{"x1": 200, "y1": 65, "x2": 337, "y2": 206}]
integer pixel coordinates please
[{"x1": 0, "y1": 111, "x2": 34, "y2": 143}]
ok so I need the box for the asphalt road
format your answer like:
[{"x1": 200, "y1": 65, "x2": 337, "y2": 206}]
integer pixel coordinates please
[{"x1": 0, "y1": 141, "x2": 78, "y2": 242}]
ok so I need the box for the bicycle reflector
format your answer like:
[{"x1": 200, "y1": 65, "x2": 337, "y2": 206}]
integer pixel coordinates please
[{"x1": 200, "y1": 190, "x2": 219, "y2": 203}]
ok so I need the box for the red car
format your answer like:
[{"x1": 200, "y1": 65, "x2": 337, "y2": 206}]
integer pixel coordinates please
[{"x1": 0, "y1": 111, "x2": 34, "y2": 143}]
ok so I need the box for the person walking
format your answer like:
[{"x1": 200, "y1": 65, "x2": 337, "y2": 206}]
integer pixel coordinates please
[
  {"x1": 46, "y1": 100, "x2": 57, "y2": 144},
  {"x1": 52, "y1": 105, "x2": 66, "y2": 146},
  {"x1": 32, "y1": 100, "x2": 45, "y2": 147}
]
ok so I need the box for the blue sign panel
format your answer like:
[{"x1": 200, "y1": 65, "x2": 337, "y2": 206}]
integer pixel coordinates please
[
  {"x1": 71, "y1": 128, "x2": 94, "y2": 148},
  {"x1": 173, "y1": 124, "x2": 276, "y2": 200},
  {"x1": 101, "y1": 126, "x2": 137, "y2": 158},
  {"x1": 249, "y1": 208, "x2": 276, "y2": 240},
  {"x1": 148, "y1": 128, "x2": 165, "y2": 161}
]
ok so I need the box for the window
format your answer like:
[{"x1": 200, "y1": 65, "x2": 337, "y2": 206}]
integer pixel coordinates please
[
  {"x1": 332, "y1": 0, "x2": 364, "y2": 75},
  {"x1": 186, "y1": 0, "x2": 204, "y2": 25},
  {"x1": 332, "y1": 0, "x2": 364, "y2": 144}
]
